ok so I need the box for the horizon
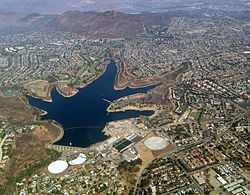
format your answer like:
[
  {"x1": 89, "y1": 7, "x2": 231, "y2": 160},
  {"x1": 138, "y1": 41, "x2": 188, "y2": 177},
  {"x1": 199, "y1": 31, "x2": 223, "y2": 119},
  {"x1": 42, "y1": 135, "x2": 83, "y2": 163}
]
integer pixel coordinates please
[{"x1": 1, "y1": 0, "x2": 248, "y2": 15}]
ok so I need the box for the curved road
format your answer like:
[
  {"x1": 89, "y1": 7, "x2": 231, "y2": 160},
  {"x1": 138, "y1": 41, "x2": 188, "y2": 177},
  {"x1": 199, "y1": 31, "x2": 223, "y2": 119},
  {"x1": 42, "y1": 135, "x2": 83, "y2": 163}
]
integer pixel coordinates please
[{"x1": 0, "y1": 134, "x2": 8, "y2": 161}]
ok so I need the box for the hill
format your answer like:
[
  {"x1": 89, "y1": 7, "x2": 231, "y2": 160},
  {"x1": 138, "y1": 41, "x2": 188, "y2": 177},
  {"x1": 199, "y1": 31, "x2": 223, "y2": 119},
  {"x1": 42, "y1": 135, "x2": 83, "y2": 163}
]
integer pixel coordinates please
[
  {"x1": 44, "y1": 10, "x2": 188, "y2": 38},
  {"x1": 0, "y1": 10, "x2": 189, "y2": 38}
]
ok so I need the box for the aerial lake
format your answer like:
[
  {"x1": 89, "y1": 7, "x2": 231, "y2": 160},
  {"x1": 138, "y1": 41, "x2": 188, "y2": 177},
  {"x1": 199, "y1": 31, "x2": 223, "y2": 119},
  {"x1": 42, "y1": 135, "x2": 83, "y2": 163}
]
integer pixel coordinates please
[{"x1": 27, "y1": 60, "x2": 156, "y2": 147}]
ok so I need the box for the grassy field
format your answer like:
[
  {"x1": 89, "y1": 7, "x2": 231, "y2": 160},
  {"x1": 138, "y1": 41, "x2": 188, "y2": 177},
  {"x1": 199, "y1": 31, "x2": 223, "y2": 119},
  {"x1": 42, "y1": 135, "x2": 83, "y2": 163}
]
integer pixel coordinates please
[
  {"x1": 59, "y1": 81, "x2": 70, "y2": 86},
  {"x1": 107, "y1": 40, "x2": 125, "y2": 48},
  {"x1": 72, "y1": 51, "x2": 108, "y2": 84},
  {"x1": 89, "y1": 52, "x2": 107, "y2": 73},
  {"x1": 72, "y1": 64, "x2": 88, "y2": 85},
  {"x1": 190, "y1": 110, "x2": 202, "y2": 121},
  {"x1": 89, "y1": 61, "x2": 100, "y2": 73},
  {"x1": 81, "y1": 53, "x2": 92, "y2": 63},
  {"x1": 24, "y1": 80, "x2": 49, "y2": 97},
  {"x1": 80, "y1": 75, "x2": 92, "y2": 83},
  {"x1": 56, "y1": 74, "x2": 69, "y2": 80}
]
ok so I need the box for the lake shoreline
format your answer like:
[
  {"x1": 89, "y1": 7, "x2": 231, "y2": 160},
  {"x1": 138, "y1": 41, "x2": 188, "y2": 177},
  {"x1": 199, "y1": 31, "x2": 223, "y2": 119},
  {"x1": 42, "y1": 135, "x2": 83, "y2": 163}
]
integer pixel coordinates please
[{"x1": 27, "y1": 60, "x2": 158, "y2": 148}]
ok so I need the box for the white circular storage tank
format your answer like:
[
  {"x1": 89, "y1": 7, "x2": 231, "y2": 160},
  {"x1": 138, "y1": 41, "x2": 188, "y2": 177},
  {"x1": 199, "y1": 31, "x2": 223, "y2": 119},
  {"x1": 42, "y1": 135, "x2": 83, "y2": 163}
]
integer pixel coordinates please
[
  {"x1": 69, "y1": 153, "x2": 87, "y2": 166},
  {"x1": 144, "y1": 136, "x2": 169, "y2": 150},
  {"x1": 48, "y1": 160, "x2": 68, "y2": 174}
]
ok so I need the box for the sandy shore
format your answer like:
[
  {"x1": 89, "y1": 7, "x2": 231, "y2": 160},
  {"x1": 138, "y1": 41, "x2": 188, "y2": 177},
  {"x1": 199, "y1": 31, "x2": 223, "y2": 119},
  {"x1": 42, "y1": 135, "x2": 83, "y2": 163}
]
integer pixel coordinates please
[
  {"x1": 27, "y1": 93, "x2": 53, "y2": 103},
  {"x1": 0, "y1": 90, "x2": 5, "y2": 97},
  {"x1": 55, "y1": 86, "x2": 79, "y2": 98},
  {"x1": 107, "y1": 104, "x2": 161, "y2": 119},
  {"x1": 113, "y1": 83, "x2": 157, "y2": 91},
  {"x1": 49, "y1": 120, "x2": 65, "y2": 144}
]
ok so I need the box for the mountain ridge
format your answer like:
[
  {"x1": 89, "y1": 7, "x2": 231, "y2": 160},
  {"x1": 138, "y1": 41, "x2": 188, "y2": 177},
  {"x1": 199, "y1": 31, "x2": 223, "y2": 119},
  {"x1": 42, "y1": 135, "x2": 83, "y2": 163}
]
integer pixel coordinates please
[
  {"x1": 0, "y1": 9, "x2": 195, "y2": 37},
  {"x1": 1, "y1": 8, "x2": 247, "y2": 38},
  {"x1": 42, "y1": 10, "x2": 189, "y2": 38}
]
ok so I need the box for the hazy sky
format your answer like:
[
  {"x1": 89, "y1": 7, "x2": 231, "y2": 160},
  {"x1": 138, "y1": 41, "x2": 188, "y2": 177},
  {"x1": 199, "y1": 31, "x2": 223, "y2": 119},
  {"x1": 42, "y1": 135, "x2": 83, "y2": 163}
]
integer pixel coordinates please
[
  {"x1": 0, "y1": 0, "x2": 183, "y2": 14},
  {"x1": 0, "y1": 0, "x2": 246, "y2": 15}
]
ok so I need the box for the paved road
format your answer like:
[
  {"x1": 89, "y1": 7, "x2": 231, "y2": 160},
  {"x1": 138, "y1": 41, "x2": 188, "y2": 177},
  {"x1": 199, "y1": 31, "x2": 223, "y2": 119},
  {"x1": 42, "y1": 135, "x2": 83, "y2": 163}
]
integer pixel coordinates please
[
  {"x1": 0, "y1": 134, "x2": 8, "y2": 161},
  {"x1": 133, "y1": 113, "x2": 245, "y2": 194},
  {"x1": 37, "y1": 176, "x2": 42, "y2": 195}
]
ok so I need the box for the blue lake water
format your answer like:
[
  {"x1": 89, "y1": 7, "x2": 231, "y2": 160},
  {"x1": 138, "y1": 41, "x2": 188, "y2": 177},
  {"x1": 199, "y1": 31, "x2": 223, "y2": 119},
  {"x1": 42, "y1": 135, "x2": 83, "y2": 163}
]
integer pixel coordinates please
[{"x1": 27, "y1": 60, "x2": 157, "y2": 147}]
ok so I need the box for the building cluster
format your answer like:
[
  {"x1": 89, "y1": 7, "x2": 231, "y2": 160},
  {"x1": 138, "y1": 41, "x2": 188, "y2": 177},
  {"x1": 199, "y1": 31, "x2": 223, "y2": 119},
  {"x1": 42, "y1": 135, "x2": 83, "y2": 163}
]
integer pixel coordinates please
[
  {"x1": 216, "y1": 121, "x2": 250, "y2": 168},
  {"x1": 222, "y1": 77, "x2": 249, "y2": 98},
  {"x1": 0, "y1": 10, "x2": 248, "y2": 93},
  {"x1": 210, "y1": 163, "x2": 249, "y2": 195},
  {"x1": 165, "y1": 123, "x2": 202, "y2": 146},
  {"x1": 191, "y1": 170, "x2": 213, "y2": 193},
  {"x1": 16, "y1": 152, "x2": 127, "y2": 194},
  {"x1": 0, "y1": 31, "x2": 108, "y2": 87},
  {"x1": 117, "y1": 15, "x2": 248, "y2": 81},
  {"x1": 137, "y1": 143, "x2": 249, "y2": 194},
  {"x1": 96, "y1": 130, "x2": 142, "y2": 162},
  {"x1": 172, "y1": 79, "x2": 246, "y2": 119},
  {"x1": 105, "y1": 120, "x2": 150, "y2": 137},
  {"x1": 180, "y1": 144, "x2": 224, "y2": 170},
  {"x1": 137, "y1": 157, "x2": 199, "y2": 194}
]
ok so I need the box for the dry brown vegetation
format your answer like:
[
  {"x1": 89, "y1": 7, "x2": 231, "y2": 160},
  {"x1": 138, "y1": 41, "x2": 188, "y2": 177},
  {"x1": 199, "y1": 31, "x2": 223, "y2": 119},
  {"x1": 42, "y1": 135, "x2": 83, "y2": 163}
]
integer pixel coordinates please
[
  {"x1": 47, "y1": 10, "x2": 176, "y2": 38},
  {"x1": 6, "y1": 125, "x2": 60, "y2": 175},
  {"x1": 0, "y1": 95, "x2": 61, "y2": 194},
  {"x1": 113, "y1": 58, "x2": 190, "y2": 107},
  {"x1": 114, "y1": 59, "x2": 161, "y2": 90},
  {"x1": 0, "y1": 96, "x2": 34, "y2": 125},
  {"x1": 117, "y1": 158, "x2": 143, "y2": 189}
]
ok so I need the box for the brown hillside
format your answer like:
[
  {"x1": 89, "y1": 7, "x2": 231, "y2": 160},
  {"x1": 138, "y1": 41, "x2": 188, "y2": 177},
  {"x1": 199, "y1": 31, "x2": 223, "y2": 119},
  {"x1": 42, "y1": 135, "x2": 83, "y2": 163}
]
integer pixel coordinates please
[{"x1": 46, "y1": 10, "x2": 188, "y2": 38}]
